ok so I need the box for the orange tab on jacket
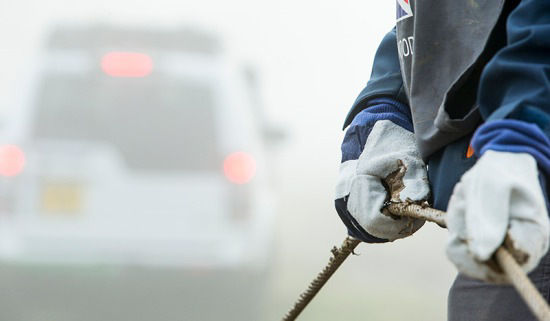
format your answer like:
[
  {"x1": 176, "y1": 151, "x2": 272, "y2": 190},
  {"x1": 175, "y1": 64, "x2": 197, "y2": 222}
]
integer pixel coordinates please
[{"x1": 466, "y1": 145, "x2": 475, "y2": 158}]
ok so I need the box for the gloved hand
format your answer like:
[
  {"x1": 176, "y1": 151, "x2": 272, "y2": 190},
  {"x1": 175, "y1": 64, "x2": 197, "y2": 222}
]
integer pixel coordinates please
[
  {"x1": 335, "y1": 99, "x2": 430, "y2": 243},
  {"x1": 446, "y1": 150, "x2": 550, "y2": 283}
]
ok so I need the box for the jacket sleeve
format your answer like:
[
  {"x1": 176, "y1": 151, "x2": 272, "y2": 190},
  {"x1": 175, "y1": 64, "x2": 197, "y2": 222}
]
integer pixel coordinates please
[
  {"x1": 342, "y1": 27, "x2": 409, "y2": 129},
  {"x1": 472, "y1": 0, "x2": 550, "y2": 176}
]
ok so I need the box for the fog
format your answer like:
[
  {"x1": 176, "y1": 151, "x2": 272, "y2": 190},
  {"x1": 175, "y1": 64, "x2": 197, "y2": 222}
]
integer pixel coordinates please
[{"x1": 0, "y1": 1, "x2": 456, "y2": 320}]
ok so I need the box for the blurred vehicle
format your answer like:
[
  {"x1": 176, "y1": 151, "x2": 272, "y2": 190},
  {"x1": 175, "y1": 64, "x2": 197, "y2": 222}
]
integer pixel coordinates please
[{"x1": 0, "y1": 24, "x2": 277, "y2": 321}]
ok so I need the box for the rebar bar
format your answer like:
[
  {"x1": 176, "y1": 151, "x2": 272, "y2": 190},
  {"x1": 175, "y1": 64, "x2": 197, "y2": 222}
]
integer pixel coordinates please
[
  {"x1": 282, "y1": 203, "x2": 550, "y2": 321},
  {"x1": 281, "y1": 236, "x2": 361, "y2": 321}
]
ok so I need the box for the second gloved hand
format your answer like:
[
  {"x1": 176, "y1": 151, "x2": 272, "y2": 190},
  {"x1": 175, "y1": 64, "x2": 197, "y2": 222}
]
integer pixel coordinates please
[{"x1": 446, "y1": 150, "x2": 550, "y2": 283}]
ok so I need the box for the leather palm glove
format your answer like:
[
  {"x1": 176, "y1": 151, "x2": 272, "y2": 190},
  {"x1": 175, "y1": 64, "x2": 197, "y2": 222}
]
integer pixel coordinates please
[
  {"x1": 335, "y1": 98, "x2": 430, "y2": 243},
  {"x1": 446, "y1": 150, "x2": 550, "y2": 283}
]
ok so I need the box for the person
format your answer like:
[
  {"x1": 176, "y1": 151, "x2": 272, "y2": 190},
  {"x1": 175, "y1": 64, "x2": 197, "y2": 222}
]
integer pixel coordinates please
[{"x1": 334, "y1": 0, "x2": 550, "y2": 320}]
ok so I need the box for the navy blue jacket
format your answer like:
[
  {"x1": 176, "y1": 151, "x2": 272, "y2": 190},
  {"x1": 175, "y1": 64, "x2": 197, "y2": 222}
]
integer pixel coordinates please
[
  {"x1": 344, "y1": 0, "x2": 550, "y2": 163},
  {"x1": 337, "y1": 0, "x2": 550, "y2": 243}
]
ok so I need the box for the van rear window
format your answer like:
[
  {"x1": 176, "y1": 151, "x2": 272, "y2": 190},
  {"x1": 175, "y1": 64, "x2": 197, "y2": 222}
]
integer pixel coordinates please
[{"x1": 32, "y1": 75, "x2": 220, "y2": 171}]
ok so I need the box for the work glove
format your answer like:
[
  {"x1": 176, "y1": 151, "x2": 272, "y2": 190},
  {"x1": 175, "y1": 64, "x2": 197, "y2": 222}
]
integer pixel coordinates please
[
  {"x1": 335, "y1": 98, "x2": 430, "y2": 243},
  {"x1": 446, "y1": 150, "x2": 550, "y2": 283}
]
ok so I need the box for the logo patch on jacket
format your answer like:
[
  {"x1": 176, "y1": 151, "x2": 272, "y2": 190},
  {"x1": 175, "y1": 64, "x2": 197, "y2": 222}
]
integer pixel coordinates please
[{"x1": 396, "y1": 0, "x2": 413, "y2": 22}]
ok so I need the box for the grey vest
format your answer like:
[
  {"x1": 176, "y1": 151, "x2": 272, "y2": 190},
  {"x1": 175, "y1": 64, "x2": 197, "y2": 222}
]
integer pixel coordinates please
[{"x1": 395, "y1": 0, "x2": 507, "y2": 158}]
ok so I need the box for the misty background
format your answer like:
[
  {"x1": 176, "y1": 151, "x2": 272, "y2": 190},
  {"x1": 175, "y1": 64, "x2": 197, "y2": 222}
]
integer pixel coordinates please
[{"x1": 0, "y1": 1, "x2": 456, "y2": 320}]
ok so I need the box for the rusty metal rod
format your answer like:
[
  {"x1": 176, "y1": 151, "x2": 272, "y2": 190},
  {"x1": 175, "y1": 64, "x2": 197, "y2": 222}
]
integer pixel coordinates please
[
  {"x1": 282, "y1": 203, "x2": 550, "y2": 321},
  {"x1": 281, "y1": 236, "x2": 361, "y2": 321}
]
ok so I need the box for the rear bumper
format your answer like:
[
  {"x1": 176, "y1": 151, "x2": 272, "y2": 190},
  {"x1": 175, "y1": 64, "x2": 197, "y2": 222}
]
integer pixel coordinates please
[{"x1": 0, "y1": 226, "x2": 273, "y2": 269}]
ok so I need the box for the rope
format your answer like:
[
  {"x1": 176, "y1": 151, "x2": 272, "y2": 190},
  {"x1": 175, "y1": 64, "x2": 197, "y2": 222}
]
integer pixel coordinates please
[
  {"x1": 496, "y1": 248, "x2": 550, "y2": 321},
  {"x1": 281, "y1": 236, "x2": 361, "y2": 321},
  {"x1": 282, "y1": 203, "x2": 550, "y2": 321}
]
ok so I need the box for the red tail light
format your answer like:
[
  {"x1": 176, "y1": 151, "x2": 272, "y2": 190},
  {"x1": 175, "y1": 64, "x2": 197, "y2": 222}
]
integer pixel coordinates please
[
  {"x1": 223, "y1": 152, "x2": 256, "y2": 184},
  {"x1": 0, "y1": 145, "x2": 25, "y2": 177},
  {"x1": 101, "y1": 52, "x2": 153, "y2": 78}
]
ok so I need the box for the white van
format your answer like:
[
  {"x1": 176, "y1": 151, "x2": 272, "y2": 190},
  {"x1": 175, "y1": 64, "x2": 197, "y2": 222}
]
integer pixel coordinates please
[{"x1": 0, "y1": 24, "x2": 277, "y2": 321}]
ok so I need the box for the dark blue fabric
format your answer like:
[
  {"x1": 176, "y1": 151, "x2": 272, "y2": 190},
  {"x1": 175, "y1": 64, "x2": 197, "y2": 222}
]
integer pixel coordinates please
[
  {"x1": 343, "y1": 28, "x2": 408, "y2": 129},
  {"x1": 472, "y1": 120, "x2": 550, "y2": 177},
  {"x1": 336, "y1": 97, "x2": 413, "y2": 243},
  {"x1": 428, "y1": 134, "x2": 478, "y2": 212},
  {"x1": 467, "y1": 0, "x2": 550, "y2": 207},
  {"x1": 341, "y1": 97, "x2": 413, "y2": 162},
  {"x1": 477, "y1": 0, "x2": 550, "y2": 137}
]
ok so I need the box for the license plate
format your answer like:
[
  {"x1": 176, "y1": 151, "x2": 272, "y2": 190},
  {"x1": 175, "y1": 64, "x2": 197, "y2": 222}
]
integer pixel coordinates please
[{"x1": 41, "y1": 182, "x2": 83, "y2": 214}]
